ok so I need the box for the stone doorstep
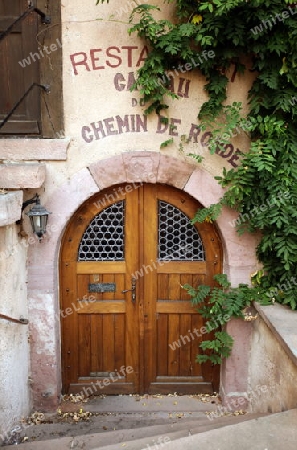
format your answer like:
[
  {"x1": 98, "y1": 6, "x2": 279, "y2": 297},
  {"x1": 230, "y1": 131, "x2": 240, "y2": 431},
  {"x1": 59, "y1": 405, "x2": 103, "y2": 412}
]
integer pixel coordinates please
[
  {"x1": 1, "y1": 412, "x2": 267, "y2": 449},
  {"x1": 254, "y1": 302, "x2": 297, "y2": 366},
  {"x1": 59, "y1": 394, "x2": 220, "y2": 414}
]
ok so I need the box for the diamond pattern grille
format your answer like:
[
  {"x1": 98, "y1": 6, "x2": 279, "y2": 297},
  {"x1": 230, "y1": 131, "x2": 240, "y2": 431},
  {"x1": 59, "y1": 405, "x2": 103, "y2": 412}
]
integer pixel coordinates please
[
  {"x1": 78, "y1": 201, "x2": 125, "y2": 261},
  {"x1": 158, "y1": 201, "x2": 205, "y2": 261}
]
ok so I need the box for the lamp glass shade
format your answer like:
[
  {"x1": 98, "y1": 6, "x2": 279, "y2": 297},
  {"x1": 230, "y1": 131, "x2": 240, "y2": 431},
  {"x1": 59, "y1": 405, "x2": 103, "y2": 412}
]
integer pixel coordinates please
[{"x1": 25, "y1": 200, "x2": 51, "y2": 239}]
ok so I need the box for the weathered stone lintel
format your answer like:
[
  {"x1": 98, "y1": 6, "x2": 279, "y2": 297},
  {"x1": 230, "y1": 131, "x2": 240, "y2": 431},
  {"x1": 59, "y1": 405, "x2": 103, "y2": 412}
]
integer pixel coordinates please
[
  {"x1": 0, "y1": 191, "x2": 23, "y2": 226},
  {"x1": 0, "y1": 139, "x2": 69, "y2": 161},
  {"x1": 89, "y1": 151, "x2": 196, "y2": 191},
  {"x1": 0, "y1": 163, "x2": 46, "y2": 189}
]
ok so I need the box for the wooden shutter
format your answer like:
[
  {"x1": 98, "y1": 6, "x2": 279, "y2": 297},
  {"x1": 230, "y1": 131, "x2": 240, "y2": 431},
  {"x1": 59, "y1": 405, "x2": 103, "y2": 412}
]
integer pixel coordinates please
[{"x1": 0, "y1": 0, "x2": 40, "y2": 135}]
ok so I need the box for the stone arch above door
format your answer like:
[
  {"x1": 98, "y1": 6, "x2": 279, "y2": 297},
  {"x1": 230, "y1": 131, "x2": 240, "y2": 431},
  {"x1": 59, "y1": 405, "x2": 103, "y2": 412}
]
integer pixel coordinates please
[
  {"x1": 88, "y1": 151, "x2": 260, "y2": 285},
  {"x1": 27, "y1": 151, "x2": 260, "y2": 410},
  {"x1": 29, "y1": 151, "x2": 259, "y2": 282}
]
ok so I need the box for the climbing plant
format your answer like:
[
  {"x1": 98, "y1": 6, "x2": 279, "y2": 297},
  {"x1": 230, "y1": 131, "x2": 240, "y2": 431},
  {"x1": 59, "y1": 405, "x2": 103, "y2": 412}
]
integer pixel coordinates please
[
  {"x1": 183, "y1": 273, "x2": 266, "y2": 364},
  {"x1": 97, "y1": 0, "x2": 297, "y2": 362}
]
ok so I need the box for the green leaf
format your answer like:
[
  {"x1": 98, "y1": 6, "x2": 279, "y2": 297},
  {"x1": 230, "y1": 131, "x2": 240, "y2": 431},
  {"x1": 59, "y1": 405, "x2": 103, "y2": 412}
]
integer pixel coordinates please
[{"x1": 160, "y1": 138, "x2": 174, "y2": 148}]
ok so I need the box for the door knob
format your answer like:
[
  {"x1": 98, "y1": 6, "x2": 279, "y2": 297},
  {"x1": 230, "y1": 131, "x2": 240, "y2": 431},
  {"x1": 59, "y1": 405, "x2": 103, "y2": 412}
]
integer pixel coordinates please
[{"x1": 122, "y1": 277, "x2": 136, "y2": 303}]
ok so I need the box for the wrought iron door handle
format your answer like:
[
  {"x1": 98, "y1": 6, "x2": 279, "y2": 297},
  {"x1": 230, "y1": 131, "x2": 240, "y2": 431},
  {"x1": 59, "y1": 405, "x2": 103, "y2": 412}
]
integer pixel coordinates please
[{"x1": 122, "y1": 277, "x2": 136, "y2": 303}]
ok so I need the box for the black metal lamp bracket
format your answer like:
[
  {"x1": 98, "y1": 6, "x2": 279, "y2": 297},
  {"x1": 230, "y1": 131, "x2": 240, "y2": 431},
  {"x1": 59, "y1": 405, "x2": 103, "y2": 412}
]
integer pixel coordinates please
[
  {"x1": 16, "y1": 193, "x2": 39, "y2": 225},
  {"x1": 21, "y1": 194, "x2": 39, "y2": 213}
]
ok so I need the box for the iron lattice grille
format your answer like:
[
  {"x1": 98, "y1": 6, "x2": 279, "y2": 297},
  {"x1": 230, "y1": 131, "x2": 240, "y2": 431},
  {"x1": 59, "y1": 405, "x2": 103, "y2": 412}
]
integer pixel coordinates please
[
  {"x1": 158, "y1": 200, "x2": 205, "y2": 261},
  {"x1": 78, "y1": 201, "x2": 125, "y2": 261}
]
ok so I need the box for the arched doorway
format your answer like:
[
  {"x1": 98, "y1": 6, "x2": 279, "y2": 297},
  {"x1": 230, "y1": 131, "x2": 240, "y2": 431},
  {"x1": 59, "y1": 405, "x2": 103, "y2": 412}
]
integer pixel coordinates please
[{"x1": 60, "y1": 183, "x2": 222, "y2": 395}]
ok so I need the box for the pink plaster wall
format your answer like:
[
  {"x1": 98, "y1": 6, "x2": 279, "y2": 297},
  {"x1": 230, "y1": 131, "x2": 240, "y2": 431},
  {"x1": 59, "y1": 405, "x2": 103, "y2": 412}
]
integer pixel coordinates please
[
  {"x1": 220, "y1": 319, "x2": 253, "y2": 410},
  {"x1": 27, "y1": 168, "x2": 99, "y2": 409},
  {"x1": 27, "y1": 152, "x2": 259, "y2": 410}
]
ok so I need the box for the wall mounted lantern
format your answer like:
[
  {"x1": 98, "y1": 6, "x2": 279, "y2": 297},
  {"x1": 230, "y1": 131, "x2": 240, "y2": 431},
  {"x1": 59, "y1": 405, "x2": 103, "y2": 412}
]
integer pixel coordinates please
[{"x1": 21, "y1": 194, "x2": 51, "y2": 241}]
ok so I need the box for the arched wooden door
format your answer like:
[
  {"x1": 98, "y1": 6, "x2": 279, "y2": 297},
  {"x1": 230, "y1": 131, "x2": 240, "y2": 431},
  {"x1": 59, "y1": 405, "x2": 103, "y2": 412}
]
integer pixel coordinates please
[{"x1": 60, "y1": 184, "x2": 222, "y2": 395}]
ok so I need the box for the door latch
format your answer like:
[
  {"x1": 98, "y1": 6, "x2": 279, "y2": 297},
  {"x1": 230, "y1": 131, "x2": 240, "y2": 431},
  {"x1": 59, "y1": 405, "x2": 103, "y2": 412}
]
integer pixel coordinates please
[{"x1": 122, "y1": 277, "x2": 136, "y2": 303}]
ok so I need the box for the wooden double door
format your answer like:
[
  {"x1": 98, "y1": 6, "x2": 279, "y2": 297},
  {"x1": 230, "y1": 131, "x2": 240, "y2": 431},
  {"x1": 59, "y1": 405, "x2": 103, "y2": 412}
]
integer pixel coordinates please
[{"x1": 60, "y1": 184, "x2": 222, "y2": 395}]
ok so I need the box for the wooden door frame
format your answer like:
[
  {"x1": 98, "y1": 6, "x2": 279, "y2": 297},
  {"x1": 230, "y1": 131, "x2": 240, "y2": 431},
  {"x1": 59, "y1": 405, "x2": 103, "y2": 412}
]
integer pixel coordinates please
[
  {"x1": 138, "y1": 184, "x2": 146, "y2": 393},
  {"x1": 60, "y1": 183, "x2": 223, "y2": 395}
]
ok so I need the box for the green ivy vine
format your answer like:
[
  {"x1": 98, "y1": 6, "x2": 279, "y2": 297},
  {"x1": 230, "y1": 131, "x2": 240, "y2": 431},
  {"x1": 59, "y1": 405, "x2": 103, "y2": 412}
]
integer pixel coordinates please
[
  {"x1": 183, "y1": 273, "x2": 269, "y2": 364},
  {"x1": 97, "y1": 0, "x2": 297, "y2": 363}
]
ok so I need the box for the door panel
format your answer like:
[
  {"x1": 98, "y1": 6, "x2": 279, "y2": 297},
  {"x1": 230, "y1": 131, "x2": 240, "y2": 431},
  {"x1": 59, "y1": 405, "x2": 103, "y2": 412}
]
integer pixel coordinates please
[
  {"x1": 61, "y1": 188, "x2": 139, "y2": 394},
  {"x1": 142, "y1": 185, "x2": 221, "y2": 393},
  {"x1": 60, "y1": 184, "x2": 222, "y2": 395}
]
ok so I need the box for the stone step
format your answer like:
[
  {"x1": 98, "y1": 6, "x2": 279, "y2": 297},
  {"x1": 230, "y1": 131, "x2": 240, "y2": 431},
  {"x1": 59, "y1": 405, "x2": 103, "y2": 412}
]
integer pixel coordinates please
[
  {"x1": 9, "y1": 412, "x2": 206, "y2": 443},
  {"x1": 60, "y1": 393, "x2": 220, "y2": 414},
  {"x1": 158, "y1": 409, "x2": 297, "y2": 450},
  {"x1": 1, "y1": 413, "x2": 266, "y2": 449}
]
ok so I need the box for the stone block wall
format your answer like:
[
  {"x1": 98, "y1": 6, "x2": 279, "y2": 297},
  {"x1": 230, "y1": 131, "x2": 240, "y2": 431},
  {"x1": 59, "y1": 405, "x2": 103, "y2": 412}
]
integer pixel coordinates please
[
  {"x1": 247, "y1": 304, "x2": 297, "y2": 413},
  {"x1": 0, "y1": 212, "x2": 31, "y2": 440}
]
